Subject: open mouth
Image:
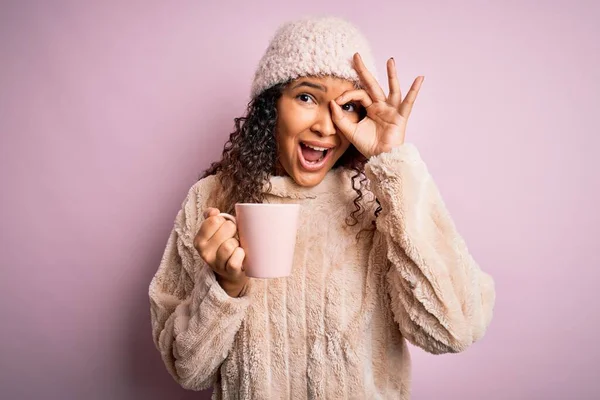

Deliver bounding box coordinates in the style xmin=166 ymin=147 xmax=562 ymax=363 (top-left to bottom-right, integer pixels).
xmin=298 ymin=142 xmax=335 ymax=172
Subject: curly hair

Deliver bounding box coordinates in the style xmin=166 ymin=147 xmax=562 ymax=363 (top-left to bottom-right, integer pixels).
xmin=201 ymin=82 xmax=381 ymax=226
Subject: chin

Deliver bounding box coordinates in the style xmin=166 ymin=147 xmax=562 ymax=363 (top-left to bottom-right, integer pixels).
xmin=291 ymin=170 xmax=328 ymax=187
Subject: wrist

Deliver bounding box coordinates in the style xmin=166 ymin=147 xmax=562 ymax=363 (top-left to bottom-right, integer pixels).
xmin=217 ymin=275 xmax=248 ymax=298
xmin=370 ymin=142 xmax=405 ymax=158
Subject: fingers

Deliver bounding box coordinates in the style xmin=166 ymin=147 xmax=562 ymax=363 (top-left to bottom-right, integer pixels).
xmin=330 ymin=100 xmax=358 ymax=141
xmin=196 ymin=208 xmax=222 ymax=245
xmin=207 ymin=220 xmax=237 ymax=254
xmin=386 ymin=58 xmax=402 ymax=108
xmin=225 ymin=247 xmax=246 ymax=276
xmin=195 ymin=218 xmax=237 ymax=265
xmin=335 ymin=89 xmax=373 ymax=110
xmin=196 ymin=214 xmax=227 ymax=246
xmin=398 ymin=76 xmax=424 ymax=119
xmin=203 ymin=207 xmax=220 ymax=219
xmin=353 ymin=53 xmax=386 ymax=102
xmin=331 ymin=89 xmax=373 ymax=139
xmin=216 ymin=237 xmax=241 ymax=271
xmin=195 ymin=207 xmax=246 ymax=288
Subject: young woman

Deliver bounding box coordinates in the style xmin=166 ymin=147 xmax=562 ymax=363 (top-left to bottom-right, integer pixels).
xmin=149 ymin=16 xmax=495 ymax=399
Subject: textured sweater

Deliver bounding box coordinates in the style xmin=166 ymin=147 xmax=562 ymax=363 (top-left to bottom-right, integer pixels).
xmin=149 ymin=144 xmax=496 ymax=399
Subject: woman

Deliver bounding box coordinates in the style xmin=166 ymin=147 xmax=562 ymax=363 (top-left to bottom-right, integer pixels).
xmin=149 ymin=16 xmax=495 ymax=399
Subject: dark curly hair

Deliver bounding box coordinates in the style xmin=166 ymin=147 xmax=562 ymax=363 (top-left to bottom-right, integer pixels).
xmin=202 ymin=81 xmax=381 ymax=226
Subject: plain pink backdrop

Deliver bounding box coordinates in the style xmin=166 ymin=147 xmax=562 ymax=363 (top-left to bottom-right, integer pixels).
xmin=1 ymin=1 xmax=598 ymax=399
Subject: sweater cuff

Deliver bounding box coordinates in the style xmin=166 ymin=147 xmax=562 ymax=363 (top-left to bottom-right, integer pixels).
xmin=200 ymin=272 xmax=251 ymax=317
xmin=364 ymin=143 xmax=432 ymax=212
xmin=367 ymin=143 xmax=423 ymax=169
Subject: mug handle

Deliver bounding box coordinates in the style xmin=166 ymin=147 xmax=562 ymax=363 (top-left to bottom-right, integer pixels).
xmin=218 ymin=212 xmax=237 ymax=224
xmin=218 ymin=213 xmax=240 ymax=241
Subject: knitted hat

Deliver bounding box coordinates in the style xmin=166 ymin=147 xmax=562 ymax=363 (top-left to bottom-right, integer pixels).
xmin=250 ymin=16 xmax=377 ymax=98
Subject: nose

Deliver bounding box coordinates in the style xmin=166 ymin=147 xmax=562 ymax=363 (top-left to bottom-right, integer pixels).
xmin=310 ymin=108 xmax=337 ymax=137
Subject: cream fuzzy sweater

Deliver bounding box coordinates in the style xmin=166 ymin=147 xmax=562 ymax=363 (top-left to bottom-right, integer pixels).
xmin=149 ymin=144 xmax=495 ymax=399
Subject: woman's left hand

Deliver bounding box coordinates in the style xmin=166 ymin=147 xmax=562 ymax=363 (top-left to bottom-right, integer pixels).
xmin=330 ymin=53 xmax=424 ymax=159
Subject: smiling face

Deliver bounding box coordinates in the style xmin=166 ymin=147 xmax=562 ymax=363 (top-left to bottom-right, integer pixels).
xmin=275 ymin=76 xmax=361 ymax=187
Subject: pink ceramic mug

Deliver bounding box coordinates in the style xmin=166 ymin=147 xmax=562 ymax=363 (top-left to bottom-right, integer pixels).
xmin=218 ymin=203 xmax=300 ymax=279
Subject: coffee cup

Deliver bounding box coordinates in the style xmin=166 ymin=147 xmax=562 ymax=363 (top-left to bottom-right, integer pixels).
xmin=218 ymin=203 xmax=300 ymax=279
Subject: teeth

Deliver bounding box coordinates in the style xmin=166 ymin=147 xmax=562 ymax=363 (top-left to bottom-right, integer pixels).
xmin=304 ymin=143 xmax=328 ymax=151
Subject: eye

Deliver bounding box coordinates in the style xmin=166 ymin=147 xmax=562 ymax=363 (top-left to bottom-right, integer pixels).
xmin=342 ymin=102 xmax=358 ymax=112
xmin=296 ymin=93 xmax=315 ymax=104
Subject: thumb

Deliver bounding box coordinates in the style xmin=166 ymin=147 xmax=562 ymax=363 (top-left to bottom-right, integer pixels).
xmin=329 ymin=100 xmax=356 ymax=141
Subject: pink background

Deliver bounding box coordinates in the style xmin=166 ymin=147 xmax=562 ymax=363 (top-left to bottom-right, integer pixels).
xmin=1 ymin=1 xmax=598 ymax=399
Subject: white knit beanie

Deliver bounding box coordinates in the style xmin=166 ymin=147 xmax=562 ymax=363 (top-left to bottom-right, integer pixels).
xmin=250 ymin=16 xmax=377 ymax=98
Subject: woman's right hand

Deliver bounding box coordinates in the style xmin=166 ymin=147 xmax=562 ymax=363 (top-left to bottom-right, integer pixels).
xmin=194 ymin=208 xmax=248 ymax=297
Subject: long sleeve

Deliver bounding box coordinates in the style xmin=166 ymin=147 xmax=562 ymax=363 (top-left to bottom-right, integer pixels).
xmin=149 ymin=178 xmax=251 ymax=390
xmin=365 ymin=144 xmax=495 ymax=355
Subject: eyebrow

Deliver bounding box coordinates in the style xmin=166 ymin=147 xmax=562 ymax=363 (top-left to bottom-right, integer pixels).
xmin=290 ymin=81 xmax=328 ymax=92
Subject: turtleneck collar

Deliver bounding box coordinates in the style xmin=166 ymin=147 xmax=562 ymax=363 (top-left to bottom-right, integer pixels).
xmin=264 ymin=167 xmax=353 ymax=199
